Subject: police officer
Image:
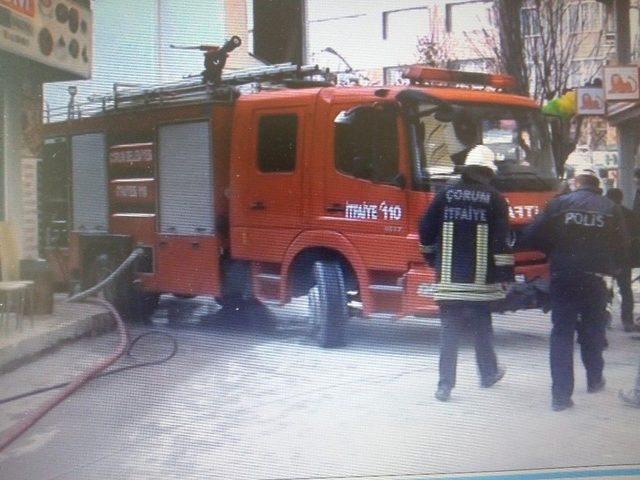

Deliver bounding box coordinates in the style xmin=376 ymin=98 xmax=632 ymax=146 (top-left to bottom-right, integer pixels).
xmin=420 ymin=145 xmax=514 ymax=402
xmin=605 ymin=188 xmax=639 ymax=332
xmin=524 ymin=169 xmax=629 ymax=411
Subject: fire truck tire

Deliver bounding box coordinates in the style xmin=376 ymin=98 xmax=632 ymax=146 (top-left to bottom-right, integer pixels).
xmin=90 ymin=254 xmax=157 ymax=323
xmin=134 ymin=293 xmax=161 ymax=322
xmin=90 ymin=254 xmax=131 ymax=314
xmin=308 ymin=260 xmax=348 ymax=348
xmin=218 ymin=260 xmax=254 ymax=308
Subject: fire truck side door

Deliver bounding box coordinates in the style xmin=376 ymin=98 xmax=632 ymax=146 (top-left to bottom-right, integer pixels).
xmin=230 ymin=105 xmax=307 ymax=259
xmin=156 ymin=120 xmax=220 ymax=295
xmin=320 ymin=103 xmax=408 ymax=239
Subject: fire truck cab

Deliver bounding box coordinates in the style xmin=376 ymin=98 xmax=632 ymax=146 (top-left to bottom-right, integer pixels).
xmin=42 ymin=61 xmax=557 ymax=347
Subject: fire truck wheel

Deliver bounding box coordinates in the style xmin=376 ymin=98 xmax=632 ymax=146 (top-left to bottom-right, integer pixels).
xmin=308 ymin=260 xmax=348 ymax=348
xmin=218 ymin=260 xmax=254 ymax=309
xmin=133 ymin=293 xmax=161 ymax=323
xmin=90 ymin=254 xmax=158 ymax=323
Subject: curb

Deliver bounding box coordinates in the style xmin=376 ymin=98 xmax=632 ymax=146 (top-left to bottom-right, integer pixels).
xmin=0 ymin=311 xmax=114 ymax=375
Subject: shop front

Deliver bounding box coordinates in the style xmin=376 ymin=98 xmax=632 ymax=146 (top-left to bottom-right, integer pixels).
xmin=0 ymin=0 xmax=92 ymax=270
xmin=604 ymin=65 xmax=640 ymax=207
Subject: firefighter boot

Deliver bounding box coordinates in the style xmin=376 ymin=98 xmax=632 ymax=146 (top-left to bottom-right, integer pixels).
xmin=480 ymin=367 xmax=506 ymax=388
xmin=435 ymin=384 xmax=452 ymax=402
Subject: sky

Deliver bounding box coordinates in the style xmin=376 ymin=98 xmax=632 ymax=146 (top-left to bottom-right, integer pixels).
xmin=44 ymin=0 xmax=225 ymax=116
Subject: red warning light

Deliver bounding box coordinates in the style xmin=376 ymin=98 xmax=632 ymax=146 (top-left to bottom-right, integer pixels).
xmin=403 ymin=66 xmax=518 ymax=92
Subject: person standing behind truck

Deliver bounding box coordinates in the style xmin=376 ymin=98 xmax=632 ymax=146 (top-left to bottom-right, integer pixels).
xmin=523 ymin=169 xmax=629 ymax=411
xmin=419 ymin=145 xmax=514 ymax=402
xmin=605 ymin=188 xmax=640 ymax=332
xmin=633 ymin=168 xmax=640 ymax=220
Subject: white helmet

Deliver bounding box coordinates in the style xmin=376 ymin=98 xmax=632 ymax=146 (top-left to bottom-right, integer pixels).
xmin=575 ymin=168 xmax=598 ymax=179
xmin=465 ymin=145 xmax=497 ymax=172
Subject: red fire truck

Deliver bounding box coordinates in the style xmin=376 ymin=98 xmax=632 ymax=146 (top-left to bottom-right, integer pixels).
xmin=42 ymin=40 xmax=556 ymax=347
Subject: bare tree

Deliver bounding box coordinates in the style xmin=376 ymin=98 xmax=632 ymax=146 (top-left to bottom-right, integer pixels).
xmin=415 ymin=1 xmax=613 ymax=175
xmin=416 ymin=6 xmax=454 ymax=68
xmin=485 ymin=0 xmax=612 ymax=174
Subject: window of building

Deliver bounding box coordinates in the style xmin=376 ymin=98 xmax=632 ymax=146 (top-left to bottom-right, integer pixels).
xmin=565 ymin=1 xmax=605 ymax=34
xmin=521 ymin=7 xmax=541 ymax=37
xmin=569 ymin=58 xmax=604 ymax=88
xmin=581 ymin=1 xmax=603 ymax=31
xmin=382 ymin=7 xmax=430 ymax=43
xmin=446 ymin=1 xmax=492 ymax=34
xmin=258 ymin=114 xmax=298 ymax=173
xmin=335 ymin=105 xmax=399 ymax=183
xmin=253 ymin=1 xmax=303 ymax=65
xmin=451 ymin=58 xmax=496 ymax=73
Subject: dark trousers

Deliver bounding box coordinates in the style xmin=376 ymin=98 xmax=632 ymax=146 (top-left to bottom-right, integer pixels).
xmin=615 ymin=267 xmax=634 ymax=327
xmin=549 ymin=274 xmax=608 ymax=401
xmin=438 ymin=302 xmax=498 ymax=388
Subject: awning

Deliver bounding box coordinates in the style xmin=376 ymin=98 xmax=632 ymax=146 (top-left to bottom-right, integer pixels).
xmin=607 ymin=100 xmax=640 ymax=125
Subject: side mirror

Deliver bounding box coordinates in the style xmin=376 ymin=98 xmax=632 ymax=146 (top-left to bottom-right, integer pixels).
xmin=392 ymin=173 xmax=407 ymax=189
xmin=334 ymin=108 xmax=357 ymax=125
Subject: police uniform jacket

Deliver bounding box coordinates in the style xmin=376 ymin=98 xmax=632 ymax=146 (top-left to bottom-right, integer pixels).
xmin=523 ymin=186 xmax=629 ymax=276
xmin=419 ymin=180 xmax=514 ymax=302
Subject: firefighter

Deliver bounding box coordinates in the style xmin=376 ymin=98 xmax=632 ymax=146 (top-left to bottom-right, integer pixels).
xmin=419 ymin=144 xmax=514 ymax=402
xmin=524 ymin=168 xmax=629 ymax=411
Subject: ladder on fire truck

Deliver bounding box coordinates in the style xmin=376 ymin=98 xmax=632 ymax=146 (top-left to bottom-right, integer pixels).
xmin=46 ymin=62 xmax=329 ymax=123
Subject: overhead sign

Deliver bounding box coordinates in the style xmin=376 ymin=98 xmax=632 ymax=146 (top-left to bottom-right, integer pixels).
xmin=0 ymin=0 xmax=92 ymax=78
xmin=577 ymin=87 xmax=605 ymax=115
xmin=603 ymin=66 xmax=639 ymax=101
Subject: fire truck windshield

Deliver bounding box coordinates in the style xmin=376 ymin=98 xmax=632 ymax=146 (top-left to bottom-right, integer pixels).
xmin=410 ymin=103 xmax=558 ymax=192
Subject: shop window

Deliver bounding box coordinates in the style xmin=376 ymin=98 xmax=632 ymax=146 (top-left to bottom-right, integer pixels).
xmin=258 ymin=114 xmax=298 ymax=173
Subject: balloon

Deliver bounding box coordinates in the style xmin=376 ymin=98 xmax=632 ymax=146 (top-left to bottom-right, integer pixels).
xmin=542 ymin=91 xmax=576 ymax=119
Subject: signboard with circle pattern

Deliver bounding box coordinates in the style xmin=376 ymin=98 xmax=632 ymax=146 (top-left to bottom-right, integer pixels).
xmin=0 ymin=0 xmax=92 ymax=78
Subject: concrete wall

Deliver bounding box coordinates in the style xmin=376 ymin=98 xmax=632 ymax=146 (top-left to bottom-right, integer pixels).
xmin=0 ymin=72 xmax=25 ymax=257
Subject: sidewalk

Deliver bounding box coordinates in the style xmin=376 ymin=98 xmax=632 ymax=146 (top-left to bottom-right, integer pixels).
xmin=0 ymin=294 xmax=114 ymax=374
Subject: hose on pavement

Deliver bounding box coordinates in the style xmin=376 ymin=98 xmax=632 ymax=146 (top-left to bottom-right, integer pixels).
xmin=0 ymin=248 xmax=177 ymax=453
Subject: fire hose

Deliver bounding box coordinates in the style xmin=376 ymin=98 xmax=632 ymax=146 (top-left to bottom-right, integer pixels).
xmin=0 ymin=248 xmax=178 ymax=453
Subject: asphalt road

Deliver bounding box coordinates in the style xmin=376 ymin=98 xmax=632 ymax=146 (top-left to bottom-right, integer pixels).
xmin=0 ymin=295 xmax=639 ymax=479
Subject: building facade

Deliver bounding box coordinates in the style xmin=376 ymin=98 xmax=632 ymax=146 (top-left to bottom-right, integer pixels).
xmin=1 ymin=0 xmax=93 ymax=262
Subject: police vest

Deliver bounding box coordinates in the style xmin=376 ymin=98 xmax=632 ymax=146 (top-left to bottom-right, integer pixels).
xmin=523 ymin=187 xmax=628 ymax=276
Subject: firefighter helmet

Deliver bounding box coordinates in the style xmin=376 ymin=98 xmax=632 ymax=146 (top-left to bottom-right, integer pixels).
xmin=575 ymin=168 xmax=598 ymax=180
xmin=465 ymin=145 xmax=497 ymax=172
